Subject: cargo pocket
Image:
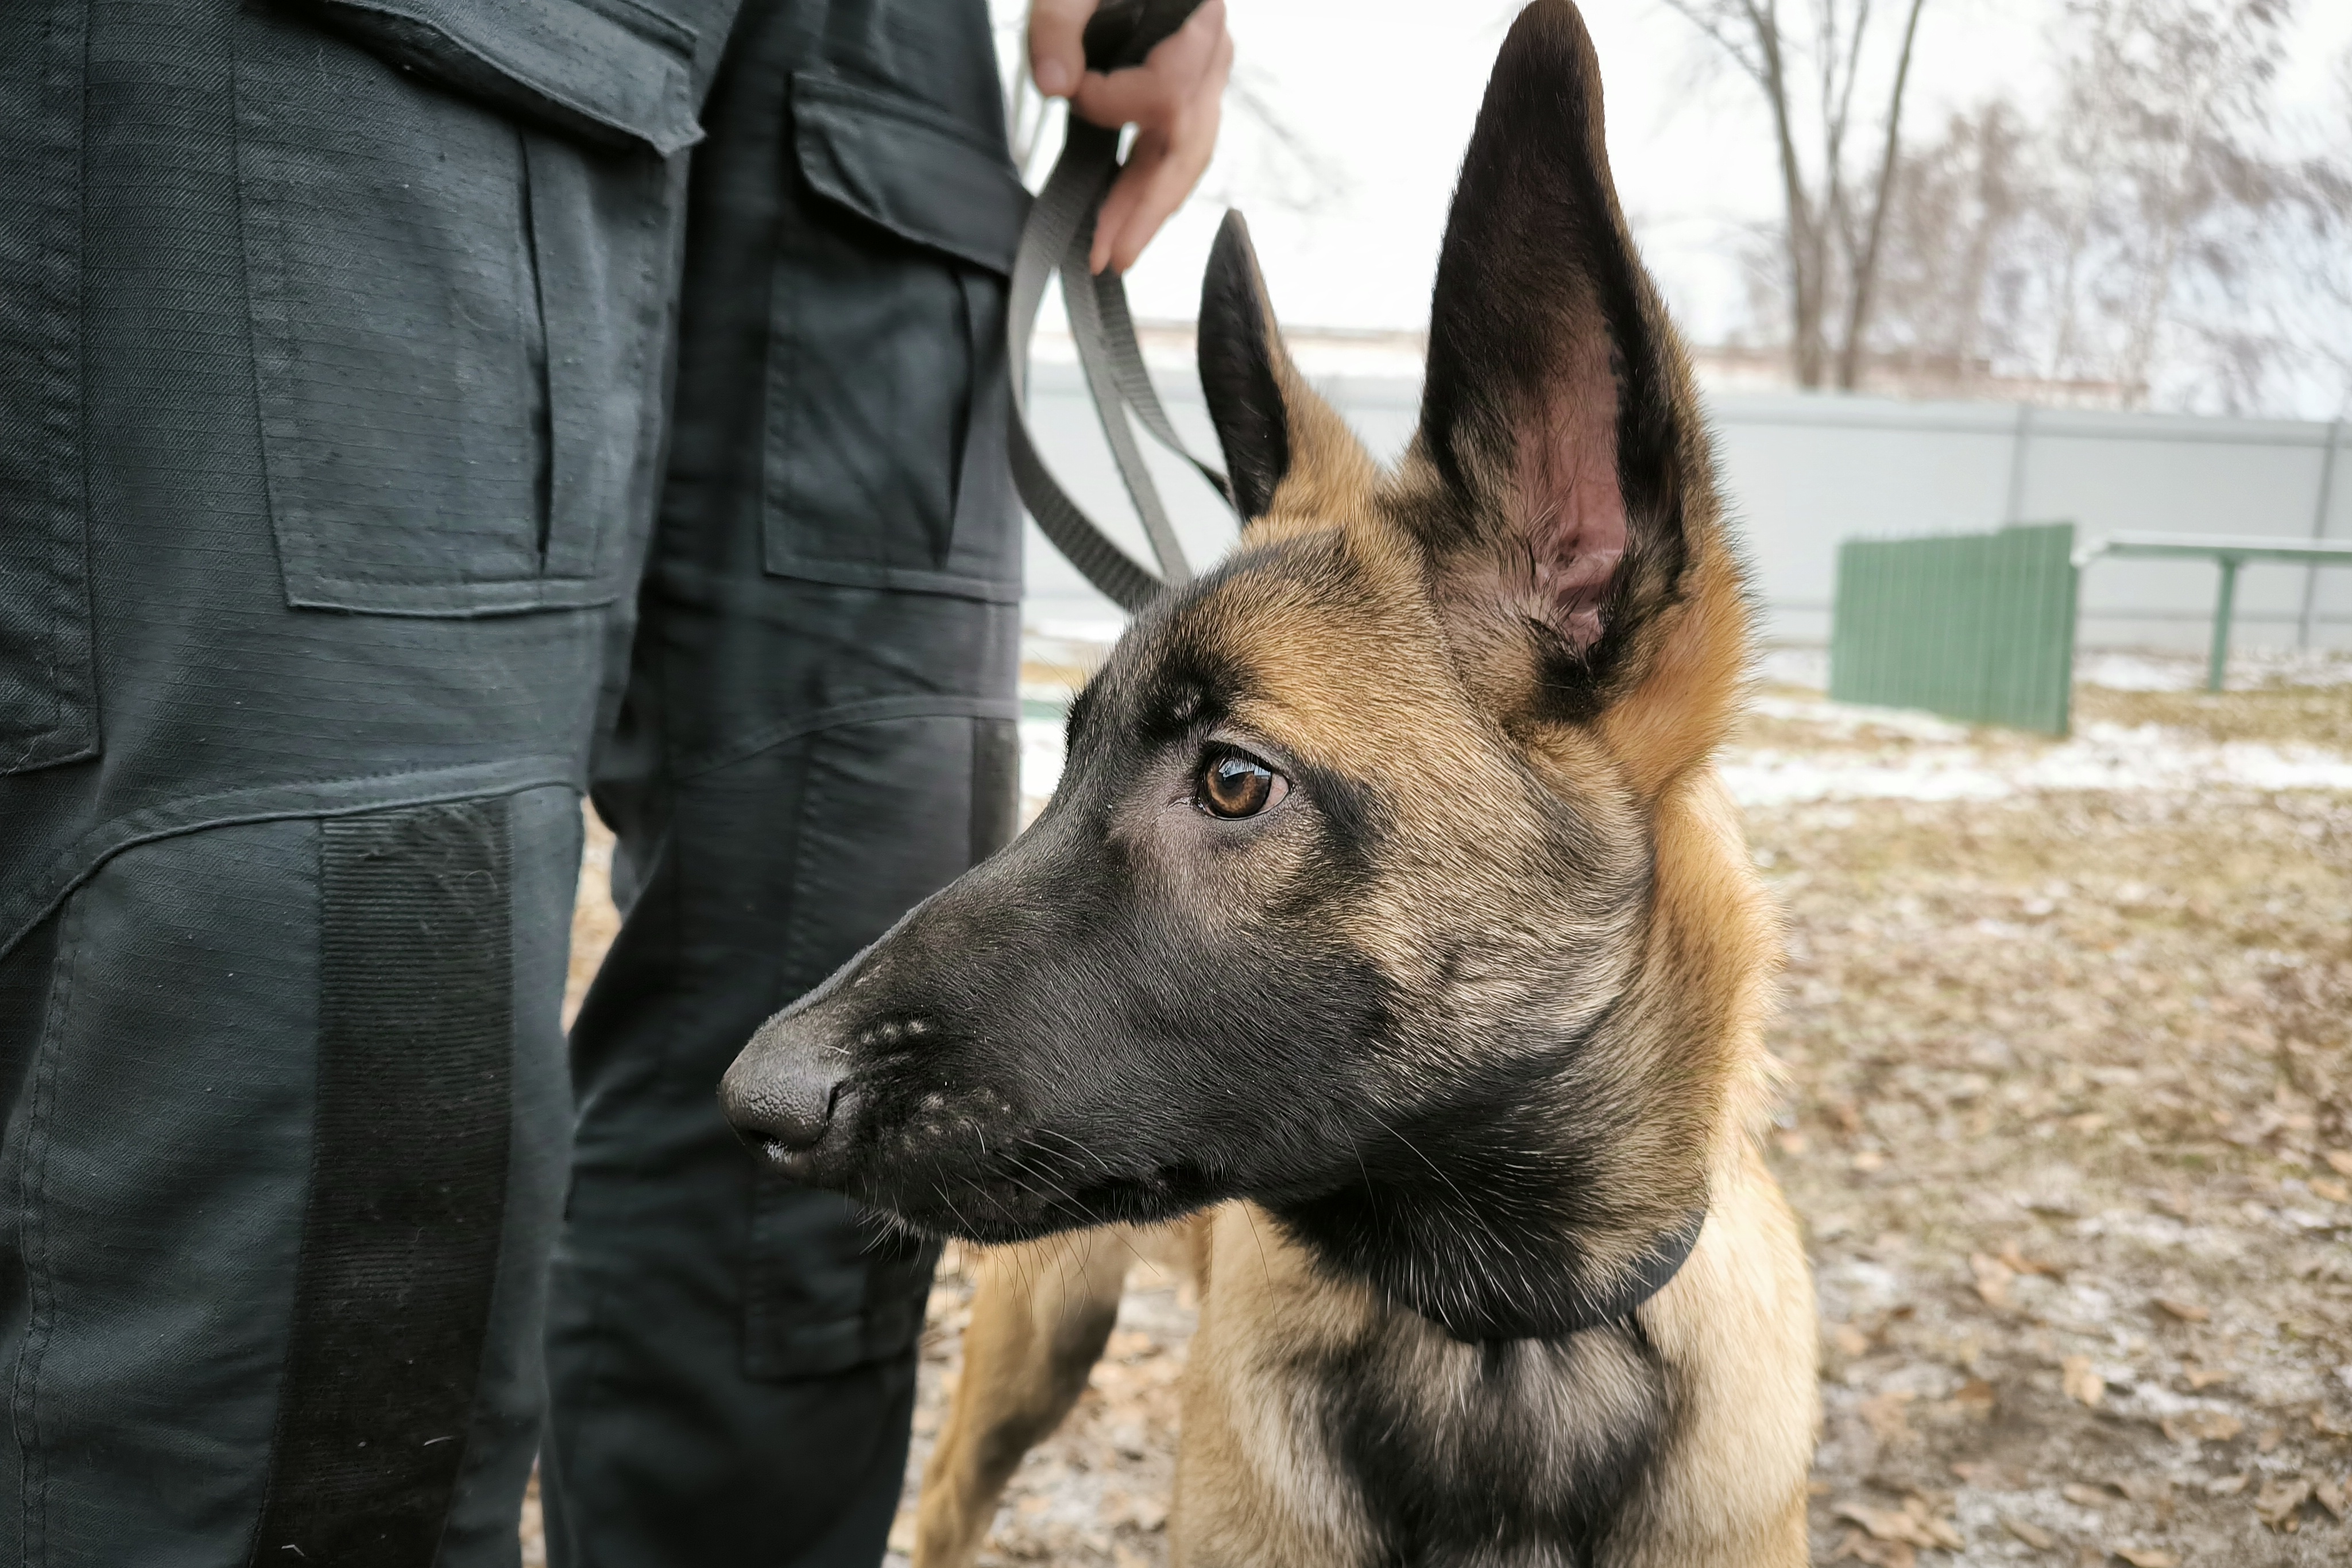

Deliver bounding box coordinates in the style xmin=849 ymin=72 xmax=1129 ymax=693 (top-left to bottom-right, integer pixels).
xmin=743 ymin=709 xmax=1018 ymax=1378
xmin=231 ymin=2 xmax=695 ymax=617
xmin=0 ymin=5 xmax=98 ymax=776
xmin=764 ymin=73 xmax=1029 ymax=604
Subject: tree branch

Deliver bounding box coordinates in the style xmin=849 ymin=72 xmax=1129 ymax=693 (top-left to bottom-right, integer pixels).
xmin=1659 ymin=0 xmax=1768 ymax=86
xmin=1836 ymin=0 xmax=1928 ymax=388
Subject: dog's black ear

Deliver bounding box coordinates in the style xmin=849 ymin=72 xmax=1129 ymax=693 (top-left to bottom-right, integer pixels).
xmin=1198 ymin=212 xmax=1289 ymax=520
xmin=1401 ymin=0 xmax=1696 ymax=713
xmin=1198 ymin=210 xmax=1374 ymax=524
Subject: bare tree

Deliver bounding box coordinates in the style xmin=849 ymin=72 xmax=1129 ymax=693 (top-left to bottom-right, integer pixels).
xmin=1860 ymin=100 xmax=2034 ymax=393
xmin=1659 ymin=0 xmax=1931 ymax=388
xmin=1854 ymin=0 xmax=2351 ymax=416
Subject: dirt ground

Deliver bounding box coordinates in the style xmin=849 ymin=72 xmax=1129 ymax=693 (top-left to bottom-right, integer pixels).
xmin=538 ymin=651 xmax=2352 ymax=1568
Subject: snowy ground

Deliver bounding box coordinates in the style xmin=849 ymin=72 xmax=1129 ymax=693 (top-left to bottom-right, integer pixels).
xmin=551 ymin=643 xmax=2352 ymax=1568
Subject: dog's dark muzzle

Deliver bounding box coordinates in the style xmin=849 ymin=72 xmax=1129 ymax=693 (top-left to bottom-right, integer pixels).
xmin=720 ymin=1007 xmax=864 ymax=1183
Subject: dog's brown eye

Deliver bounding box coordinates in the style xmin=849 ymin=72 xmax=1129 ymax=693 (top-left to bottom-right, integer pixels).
xmin=1197 ymin=752 xmax=1287 ymax=818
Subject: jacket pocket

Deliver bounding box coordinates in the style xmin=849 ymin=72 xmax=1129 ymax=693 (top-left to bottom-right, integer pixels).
xmin=0 ymin=3 xmax=98 ymax=775
xmin=233 ymin=5 xmax=687 ymax=617
xmin=763 ymin=73 xmax=1029 ymax=604
xmin=279 ymin=0 xmax=705 ymax=157
xmin=742 ymin=709 xmax=1015 ymax=1377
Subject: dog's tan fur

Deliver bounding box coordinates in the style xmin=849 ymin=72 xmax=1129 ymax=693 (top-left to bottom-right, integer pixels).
xmin=910 ymin=3 xmax=1817 ymax=1555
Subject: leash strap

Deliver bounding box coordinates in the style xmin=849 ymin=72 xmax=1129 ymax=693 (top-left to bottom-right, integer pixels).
xmin=1006 ymin=0 xmax=1233 ymax=613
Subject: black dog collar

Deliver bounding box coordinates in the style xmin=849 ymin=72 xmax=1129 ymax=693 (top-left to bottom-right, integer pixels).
xmin=1539 ymin=1209 xmax=1708 ymax=1339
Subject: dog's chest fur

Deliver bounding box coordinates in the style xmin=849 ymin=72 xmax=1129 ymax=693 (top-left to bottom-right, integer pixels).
xmin=1175 ymin=1207 xmax=1673 ymax=1568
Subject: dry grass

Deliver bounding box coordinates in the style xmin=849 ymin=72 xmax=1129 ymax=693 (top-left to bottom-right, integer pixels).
xmin=1760 ymin=780 xmax=2352 ymax=1566
xmin=548 ymin=663 xmax=2352 ymax=1567
xmin=2075 ymin=683 xmax=2352 ymax=752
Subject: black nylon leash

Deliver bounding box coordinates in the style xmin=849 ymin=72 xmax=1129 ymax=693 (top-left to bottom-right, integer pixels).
xmin=1008 ymin=0 xmax=1233 ymax=613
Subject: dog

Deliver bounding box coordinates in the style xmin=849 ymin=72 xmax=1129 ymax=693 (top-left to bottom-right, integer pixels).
xmin=721 ymin=3 xmax=1819 ymax=1561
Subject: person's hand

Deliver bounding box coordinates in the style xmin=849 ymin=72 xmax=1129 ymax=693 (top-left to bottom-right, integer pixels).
xmin=1028 ymin=0 xmax=1233 ymax=274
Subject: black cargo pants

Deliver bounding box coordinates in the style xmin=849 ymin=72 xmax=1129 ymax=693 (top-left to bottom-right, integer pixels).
xmin=0 ymin=1 xmax=1022 ymax=1563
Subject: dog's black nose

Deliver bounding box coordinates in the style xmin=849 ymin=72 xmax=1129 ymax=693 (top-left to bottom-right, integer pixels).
xmin=720 ymin=1013 xmax=853 ymax=1162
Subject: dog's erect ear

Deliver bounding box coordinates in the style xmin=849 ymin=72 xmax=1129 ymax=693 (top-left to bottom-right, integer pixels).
xmin=1398 ymin=0 xmax=1699 ymax=719
xmin=1197 ymin=212 xmax=1289 ymax=520
xmin=1198 ymin=210 xmax=1375 ymax=524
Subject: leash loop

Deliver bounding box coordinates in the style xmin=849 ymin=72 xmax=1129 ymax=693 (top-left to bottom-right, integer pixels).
xmin=1005 ymin=0 xmax=1234 ymax=613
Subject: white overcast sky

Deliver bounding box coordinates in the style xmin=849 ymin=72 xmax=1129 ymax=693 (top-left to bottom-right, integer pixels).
xmin=999 ymin=0 xmax=2352 ymax=350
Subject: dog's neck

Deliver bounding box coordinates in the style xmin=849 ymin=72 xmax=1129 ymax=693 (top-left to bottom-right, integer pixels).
xmin=1269 ymin=1029 xmax=1713 ymax=1342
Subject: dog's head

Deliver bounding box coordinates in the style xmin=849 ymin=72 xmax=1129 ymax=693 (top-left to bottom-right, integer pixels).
xmin=722 ymin=0 xmax=1770 ymax=1339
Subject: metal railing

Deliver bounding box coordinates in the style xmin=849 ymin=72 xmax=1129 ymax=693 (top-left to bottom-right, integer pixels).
xmin=2073 ymin=532 xmax=2352 ymax=690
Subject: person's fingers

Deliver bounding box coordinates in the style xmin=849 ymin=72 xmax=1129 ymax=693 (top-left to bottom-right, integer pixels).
xmin=1027 ymin=0 xmax=1095 ymax=99
xmin=1098 ymin=123 xmax=1206 ymax=273
xmin=1093 ymin=28 xmax=1230 ymax=271
xmin=1069 ymin=0 xmax=1225 ymax=129
xmin=1088 ymin=127 xmax=1165 ymax=274
xmin=1088 ymin=29 xmax=1228 ymax=273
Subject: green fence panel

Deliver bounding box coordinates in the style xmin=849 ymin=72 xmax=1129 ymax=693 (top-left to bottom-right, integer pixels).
xmin=1828 ymin=522 xmax=2076 ymax=735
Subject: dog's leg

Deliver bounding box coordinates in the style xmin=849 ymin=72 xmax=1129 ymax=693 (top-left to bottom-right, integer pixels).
xmin=914 ymin=1228 xmax=1135 ymax=1567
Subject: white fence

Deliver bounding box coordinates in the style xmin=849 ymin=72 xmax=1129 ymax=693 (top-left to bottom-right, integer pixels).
xmin=1018 ymin=361 xmax=2352 ymax=653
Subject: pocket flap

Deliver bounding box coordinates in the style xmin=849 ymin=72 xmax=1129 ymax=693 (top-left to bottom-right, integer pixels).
xmin=297 ymin=0 xmax=703 ymax=156
xmin=791 ymin=73 xmax=1030 ymax=276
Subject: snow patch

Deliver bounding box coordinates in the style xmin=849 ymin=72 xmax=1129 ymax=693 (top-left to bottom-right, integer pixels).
xmin=1757 ymin=647 xmax=1831 ymax=690
xmin=1723 ymin=720 xmax=2352 ymax=804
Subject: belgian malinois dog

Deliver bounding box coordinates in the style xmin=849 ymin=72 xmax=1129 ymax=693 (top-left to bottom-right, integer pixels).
xmin=722 ymin=3 xmax=1819 ymax=1561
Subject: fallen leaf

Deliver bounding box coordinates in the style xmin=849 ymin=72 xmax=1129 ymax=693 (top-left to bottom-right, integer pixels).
xmin=2001 ymin=1241 xmax=2062 ymax=1277
xmin=1953 ymin=1377 xmax=1998 ymax=1414
xmin=2314 ymin=1474 xmax=2347 ymax=1521
xmin=1837 ymin=1500 xmax=1941 ymax=1549
xmin=2326 ymin=1149 xmax=2352 ymax=1178
xmin=1112 ymin=1547 xmax=1150 ymax=1568
xmin=2312 ymin=1178 xmax=2350 ymax=1204
xmin=1830 ymin=1102 xmax=1863 ymax=1135
xmin=1906 ymin=1496 xmax=1965 ymax=1550
xmin=1832 ymin=1322 xmax=1873 ymax=1358
xmin=2183 ymin=1364 xmax=2232 ymax=1391
xmin=1858 ymin=1389 xmax=1916 ymax=1443
xmin=1971 ymin=1252 xmax=2016 ymax=1309
xmin=1953 ymin=1460 xmax=2028 ymax=1488
xmin=2161 ymin=1410 xmax=2242 ymax=1442
xmin=2067 ymin=1112 xmax=2110 ymax=1136
xmin=2258 ymin=1426 xmax=2284 ymax=1453
xmin=1100 ymin=1489 xmax=1168 ymax=1532
xmin=2116 ymin=1476 xmax=2177 ymax=1524
xmin=2063 ymin=1482 xmax=2113 ymax=1507
xmin=2206 ymin=1473 xmax=2250 ymax=1496
xmin=2003 ymin=1515 xmax=2056 ymax=1548
xmin=2311 ymin=1408 xmax=2352 ymax=1438
xmin=2255 ymin=1476 xmax=2312 ymax=1529
xmin=1852 ymin=1148 xmax=1888 ymax=1173
xmin=2063 ymin=1355 xmax=2106 ymax=1407
xmin=2114 ymin=1549 xmax=2179 ymax=1567
xmin=2153 ymin=1298 xmax=2209 ymax=1323
xmin=1829 ymin=1526 xmax=1916 ymax=1567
